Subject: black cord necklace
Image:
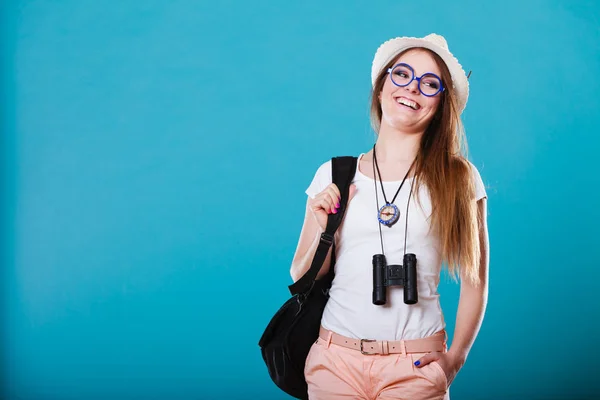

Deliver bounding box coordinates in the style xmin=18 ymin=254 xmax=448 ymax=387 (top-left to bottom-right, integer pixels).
xmin=372 ymin=143 xmax=417 ymax=227
xmin=373 ymin=152 xmax=416 ymax=256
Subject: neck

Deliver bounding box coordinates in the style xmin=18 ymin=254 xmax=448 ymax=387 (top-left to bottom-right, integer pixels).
xmin=374 ymin=122 xmax=423 ymax=163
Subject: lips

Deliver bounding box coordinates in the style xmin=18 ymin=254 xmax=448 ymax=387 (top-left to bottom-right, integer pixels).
xmin=394 ymin=96 xmax=420 ymax=110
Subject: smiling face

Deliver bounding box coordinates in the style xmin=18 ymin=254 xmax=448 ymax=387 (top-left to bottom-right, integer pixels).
xmin=378 ymin=48 xmax=444 ymax=134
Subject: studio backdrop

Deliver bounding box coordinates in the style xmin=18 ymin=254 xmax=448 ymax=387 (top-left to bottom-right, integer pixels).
xmin=2 ymin=1 xmax=599 ymax=399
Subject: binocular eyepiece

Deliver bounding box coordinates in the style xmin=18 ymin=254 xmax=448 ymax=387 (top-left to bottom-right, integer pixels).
xmin=372 ymin=253 xmax=418 ymax=305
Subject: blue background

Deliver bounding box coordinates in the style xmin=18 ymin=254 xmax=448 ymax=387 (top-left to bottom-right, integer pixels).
xmin=2 ymin=0 xmax=599 ymax=399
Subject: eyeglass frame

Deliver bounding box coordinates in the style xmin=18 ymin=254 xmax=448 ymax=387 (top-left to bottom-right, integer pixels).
xmin=386 ymin=63 xmax=445 ymax=97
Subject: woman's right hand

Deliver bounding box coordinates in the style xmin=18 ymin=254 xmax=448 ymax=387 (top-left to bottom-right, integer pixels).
xmin=308 ymin=183 xmax=357 ymax=231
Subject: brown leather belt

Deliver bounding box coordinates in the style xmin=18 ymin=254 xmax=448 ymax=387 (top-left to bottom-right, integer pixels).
xmin=319 ymin=326 xmax=446 ymax=355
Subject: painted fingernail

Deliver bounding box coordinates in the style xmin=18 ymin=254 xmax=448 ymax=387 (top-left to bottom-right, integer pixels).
xmin=333 ymin=209 xmax=337 ymax=214
xmin=414 ymin=361 xmax=420 ymax=366
xmin=336 ymin=203 xmax=340 ymax=208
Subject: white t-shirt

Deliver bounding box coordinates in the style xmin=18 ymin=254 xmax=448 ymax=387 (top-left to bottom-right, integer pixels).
xmin=305 ymin=153 xmax=487 ymax=341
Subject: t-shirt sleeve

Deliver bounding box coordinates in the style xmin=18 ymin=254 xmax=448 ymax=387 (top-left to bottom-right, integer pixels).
xmin=305 ymin=160 xmax=333 ymax=199
xmin=469 ymin=161 xmax=487 ymax=201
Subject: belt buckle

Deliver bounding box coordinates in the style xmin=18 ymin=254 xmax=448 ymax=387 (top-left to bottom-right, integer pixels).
xmin=360 ymin=339 xmax=377 ymax=355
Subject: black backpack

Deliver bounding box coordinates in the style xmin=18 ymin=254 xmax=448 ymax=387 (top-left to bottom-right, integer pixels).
xmin=258 ymin=156 xmax=357 ymax=399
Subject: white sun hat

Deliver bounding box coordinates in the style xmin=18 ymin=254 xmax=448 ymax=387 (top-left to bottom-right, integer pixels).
xmin=371 ymin=33 xmax=470 ymax=113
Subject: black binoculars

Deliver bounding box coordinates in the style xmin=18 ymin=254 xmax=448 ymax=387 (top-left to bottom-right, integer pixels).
xmin=372 ymin=253 xmax=418 ymax=305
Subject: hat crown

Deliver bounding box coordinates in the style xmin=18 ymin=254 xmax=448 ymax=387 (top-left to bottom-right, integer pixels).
xmin=423 ymin=33 xmax=448 ymax=50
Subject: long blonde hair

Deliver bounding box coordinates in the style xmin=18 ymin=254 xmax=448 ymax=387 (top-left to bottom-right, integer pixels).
xmin=370 ymin=48 xmax=481 ymax=285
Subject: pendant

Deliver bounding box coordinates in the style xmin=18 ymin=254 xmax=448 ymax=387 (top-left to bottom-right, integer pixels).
xmin=378 ymin=203 xmax=400 ymax=227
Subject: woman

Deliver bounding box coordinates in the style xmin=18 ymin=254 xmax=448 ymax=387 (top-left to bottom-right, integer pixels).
xmin=290 ymin=34 xmax=489 ymax=400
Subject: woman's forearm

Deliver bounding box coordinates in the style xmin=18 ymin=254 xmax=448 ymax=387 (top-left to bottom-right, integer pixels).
xmin=290 ymin=230 xmax=333 ymax=282
xmin=448 ymin=281 xmax=488 ymax=364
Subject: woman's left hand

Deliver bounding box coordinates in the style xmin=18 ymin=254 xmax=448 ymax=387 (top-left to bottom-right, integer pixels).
xmin=414 ymin=352 xmax=464 ymax=386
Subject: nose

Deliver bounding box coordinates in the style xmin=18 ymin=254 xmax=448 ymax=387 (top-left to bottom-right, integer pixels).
xmin=405 ymin=78 xmax=419 ymax=94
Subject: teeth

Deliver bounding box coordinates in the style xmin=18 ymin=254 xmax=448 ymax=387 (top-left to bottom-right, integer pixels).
xmin=396 ymin=97 xmax=418 ymax=110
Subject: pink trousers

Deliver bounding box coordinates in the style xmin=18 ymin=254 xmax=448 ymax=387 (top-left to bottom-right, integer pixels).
xmin=304 ymin=327 xmax=450 ymax=400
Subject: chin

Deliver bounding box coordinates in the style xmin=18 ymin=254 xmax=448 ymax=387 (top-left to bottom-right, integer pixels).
xmin=384 ymin=116 xmax=429 ymax=133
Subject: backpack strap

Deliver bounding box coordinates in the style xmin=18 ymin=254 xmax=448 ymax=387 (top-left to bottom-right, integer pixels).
xmin=288 ymin=156 xmax=358 ymax=296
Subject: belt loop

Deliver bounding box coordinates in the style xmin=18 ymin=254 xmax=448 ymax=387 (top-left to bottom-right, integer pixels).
xmin=325 ymin=331 xmax=332 ymax=349
xmin=400 ymin=340 xmax=407 ymax=358
xmin=443 ymin=330 xmax=448 ymax=352
xmin=382 ymin=340 xmax=389 ymax=355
